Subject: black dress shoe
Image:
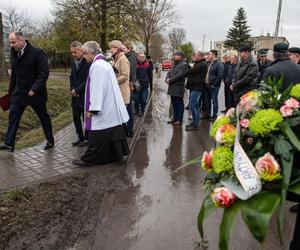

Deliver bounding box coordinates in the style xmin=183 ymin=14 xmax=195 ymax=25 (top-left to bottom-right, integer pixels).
xmin=72 ymin=159 xmax=91 ymax=167
xmin=167 ymin=120 xmax=175 ymax=124
xmin=72 ymin=139 xmax=83 ymax=146
xmin=78 ymin=140 xmax=88 ymax=147
xmin=0 ymin=144 xmax=14 ymax=152
xmin=44 ymin=141 xmax=54 ymax=150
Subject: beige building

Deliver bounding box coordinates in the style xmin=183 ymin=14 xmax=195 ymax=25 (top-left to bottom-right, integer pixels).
xmin=213 ymin=35 xmax=289 ymax=60
xmin=249 ymin=35 xmax=289 ymax=56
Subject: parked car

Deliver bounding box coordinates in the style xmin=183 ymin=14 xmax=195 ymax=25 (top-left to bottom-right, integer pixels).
xmin=161 ymin=59 xmax=173 ymax=71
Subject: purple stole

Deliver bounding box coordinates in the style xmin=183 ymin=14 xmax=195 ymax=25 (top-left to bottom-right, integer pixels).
xmin=85 ymin=54 xmax=107 ymax=130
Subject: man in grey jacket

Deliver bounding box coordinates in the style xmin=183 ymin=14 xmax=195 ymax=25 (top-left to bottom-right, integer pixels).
xmin=166 ymin=51 xmax=188 ymax=126
xmin=230 ymin=44 xmax=258 ymax=106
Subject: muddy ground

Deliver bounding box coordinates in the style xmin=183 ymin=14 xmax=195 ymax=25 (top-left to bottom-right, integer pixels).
xmin=0 ymin=164 xmax=128 ymax=250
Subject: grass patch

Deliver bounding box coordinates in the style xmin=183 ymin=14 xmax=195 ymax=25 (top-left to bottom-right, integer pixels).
xmin=50 ymin=67 xmax=71 ymax=73
xmin=4 ymin=188 xmax=31 ymax=202
xmin=0 ymin=79 xmax=72 ymax=148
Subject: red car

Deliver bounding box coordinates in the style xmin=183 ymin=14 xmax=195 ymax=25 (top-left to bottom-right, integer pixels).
xmin=161 ymin=59 xmax=173 ymax=70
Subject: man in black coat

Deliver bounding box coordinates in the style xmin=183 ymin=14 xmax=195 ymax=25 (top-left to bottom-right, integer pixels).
xmin=224 ymin=55 xmax=238 ymax=110
xmin=0 ymin=32 xmax=53 ymax=152
xmin=185 ymin=51 xmax=208 ymax=130
xmin=263 ymin=43 xmax=300 ymax=92
xmin=257 ymin=48 xmax=272 ymax=84
xmin=69 ymin=41 xmax=90 ymax=146
xmin=230 ymin=44 xmax=258 ymax=106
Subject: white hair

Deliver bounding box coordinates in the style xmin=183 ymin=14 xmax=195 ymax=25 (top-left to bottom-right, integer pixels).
xmin=82 ymin=41 xmax=102 ymax=54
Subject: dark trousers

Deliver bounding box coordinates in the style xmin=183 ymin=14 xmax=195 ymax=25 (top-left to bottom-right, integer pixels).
xmin=149 ymin=76 xmax=153 ymax=92
xmin=224 ymin=83 xmax=234 ymax=110
xmin=205 ymin=85 xmax=220 ymax=118
xmin=5 ymin=103 xmax=54 ymax=147
xmin=134 ymin=86 xmax=148 ymax=114
xmin=171 ymin=96 xmax=184 ymax=122
xmin=126 ymin=100 xmax=134 ymax=136
xmin=72 ymin=106 xmax=86 ymax=141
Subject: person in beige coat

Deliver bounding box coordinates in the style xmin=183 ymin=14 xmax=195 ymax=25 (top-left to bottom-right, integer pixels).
xmin=109 ymin=40 xmax=134 ymax=137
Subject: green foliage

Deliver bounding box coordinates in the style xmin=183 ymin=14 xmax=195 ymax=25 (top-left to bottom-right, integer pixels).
xmin=219 ymin=201 xmax=241 ymax=250
xmin=241 ymin=192 xmax=280 ymax=244
xmin=224 ymin=7 xmax=252 ymax=50
xmin=289 ymin=182 xmax=300 ymax=195
xmin=178 ymin=42 xmax=194 ymax=63
xmin=4 ymin=188 xmax=31 ymax=202
xmin=198 ymin=195 xmax=216 ymax=239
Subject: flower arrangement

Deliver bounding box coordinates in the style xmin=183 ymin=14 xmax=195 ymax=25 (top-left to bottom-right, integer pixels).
xmin=198 ymin=80 xmax=300 ymax=249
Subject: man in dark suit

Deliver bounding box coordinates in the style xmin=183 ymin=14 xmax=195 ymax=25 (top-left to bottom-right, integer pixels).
xmin=69 ymin=41 xmax=90 ymax=146
xmin=0 ymin=32 xmax=54 ymax=152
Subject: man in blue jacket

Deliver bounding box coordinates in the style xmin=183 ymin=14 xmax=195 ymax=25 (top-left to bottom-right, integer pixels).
xmin=204 ymin=50 xmax=224 ymax=121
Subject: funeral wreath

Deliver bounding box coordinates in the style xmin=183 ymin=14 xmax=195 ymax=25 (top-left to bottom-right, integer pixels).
xmin=199 ymin=78 xmax=300 ymax=249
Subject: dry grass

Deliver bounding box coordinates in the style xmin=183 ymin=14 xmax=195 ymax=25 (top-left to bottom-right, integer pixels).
xmin=0 ymin=79 xmax=72 ymax=148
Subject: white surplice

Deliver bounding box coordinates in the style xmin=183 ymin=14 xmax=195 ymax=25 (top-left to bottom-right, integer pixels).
xmin=85 ymin=56 xmax=129 ymax=131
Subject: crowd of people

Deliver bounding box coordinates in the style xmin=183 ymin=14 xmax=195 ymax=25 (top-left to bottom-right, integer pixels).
xmin=1 ymin=31 xmax=300 ymax=249
xmin=165 ymin=43 xmax=300 ymax=133
xmin=0 ymin=32 xmax=155 ymax=167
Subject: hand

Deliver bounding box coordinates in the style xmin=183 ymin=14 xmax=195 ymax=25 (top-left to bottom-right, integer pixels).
xmin=165 ymin=78 xmax=170 ymax=84
xmin=86 ymin=112 xmax=93 ymax=118
xmin=28 ymin=90 xmax=36 ymax=96
xmin=230 ymin=85 xmax=234 ymax=91
xmin=71 ymin=89 xmax=78 ymax=97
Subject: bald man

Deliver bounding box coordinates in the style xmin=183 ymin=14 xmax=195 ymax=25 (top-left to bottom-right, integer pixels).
xmin=0 ymin=32 xmax=54 ymax=152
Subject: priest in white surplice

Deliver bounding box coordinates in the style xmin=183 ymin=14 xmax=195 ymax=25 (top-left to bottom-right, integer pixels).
xmin=72 ymin=41 xmax=130 ymax=167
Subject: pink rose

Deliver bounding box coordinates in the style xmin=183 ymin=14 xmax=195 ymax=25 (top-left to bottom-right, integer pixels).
xmin=255 ymin=153 xmax=282 ymax=182
xmin=280 ymin=105 xmax=294 ymax=117
xmin=215 ymin=124 xmax=236 ymax=146
xmin=201 ymin=150 xmax=213 ymax=172
xmin=211 ymin=187 xmax=235 ymax=208
xmin=240 ymin=119 xmax=250 ymax=128
xmin=285 ymin=98 xmax=300 ymax=109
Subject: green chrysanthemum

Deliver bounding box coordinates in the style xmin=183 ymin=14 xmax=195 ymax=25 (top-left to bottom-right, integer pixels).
xmin=212 ymin=146 xmax=233 ymax=174
xmin=290 ymin=84 xmax=300 ymax=99
xmin=210 ymin=116 xmax=231 ymax=138
xmin=249 ymin=109 xmax=283 ymax=136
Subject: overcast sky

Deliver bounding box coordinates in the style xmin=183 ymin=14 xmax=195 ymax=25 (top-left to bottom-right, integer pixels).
xmin=1 ymin=0 xmax=299 ymax=50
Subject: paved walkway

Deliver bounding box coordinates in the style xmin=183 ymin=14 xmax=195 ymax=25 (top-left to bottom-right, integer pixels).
xmin=0 ymin=105 xmax=148 ymax=192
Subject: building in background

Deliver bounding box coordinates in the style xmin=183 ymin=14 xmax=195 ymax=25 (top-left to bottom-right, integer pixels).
xmin=249 ymin=34 xmax=289 ymax=56
xmin=214 ymin=41 xmax=237 ymax=60
xmin=213 ymin=34 xmax=289 ymax=60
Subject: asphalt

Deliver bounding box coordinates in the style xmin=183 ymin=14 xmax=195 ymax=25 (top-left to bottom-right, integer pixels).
xmin=0 ymin=71 xmax=297 ymax=249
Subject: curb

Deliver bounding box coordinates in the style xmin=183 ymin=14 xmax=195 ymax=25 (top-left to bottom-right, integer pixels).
xmin=127 ymin=91 xmax=153 ymax=160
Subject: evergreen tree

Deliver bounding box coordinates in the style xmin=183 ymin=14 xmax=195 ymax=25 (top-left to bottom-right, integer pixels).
xmin=224 ymin=8 xmax=252 ymax=50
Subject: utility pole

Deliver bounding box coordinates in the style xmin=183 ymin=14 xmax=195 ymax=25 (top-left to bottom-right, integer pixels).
xmin=202 ymin=34 xmax=206 ymax=52
xmin=274 ymin=0 xmax=282 ymax=37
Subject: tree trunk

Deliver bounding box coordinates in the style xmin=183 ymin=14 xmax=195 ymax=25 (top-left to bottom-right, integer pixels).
xmin=100 ymin=0 xmax=108 ymax=52
xmin=145 ymin=39 xmax=150 ymax=56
